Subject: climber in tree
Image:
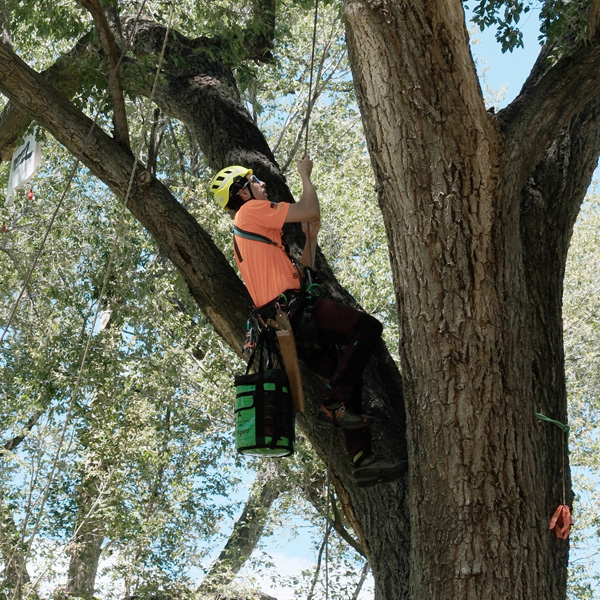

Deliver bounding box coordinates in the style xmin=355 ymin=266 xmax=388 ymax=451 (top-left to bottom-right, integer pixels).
xmin=210 ymin=156 xmax=406 ymax=486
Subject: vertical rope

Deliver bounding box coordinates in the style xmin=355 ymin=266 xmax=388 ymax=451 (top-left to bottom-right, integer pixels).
xmin=324 ymin=428 xmax=334 ymax=600
xmin=304 ymin=0 xmax=320 ymax=157
xmin=302 ymin=0 xmax=320 ymax=274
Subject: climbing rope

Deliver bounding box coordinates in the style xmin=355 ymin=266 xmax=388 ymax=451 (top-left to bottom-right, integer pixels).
xmin=302 ymin=0 xmax=320 ymax=279
xmin=304 ymin=0 xmax=320 ymax=157
xmin=305 ymin=6 xmax=332 ymax=583
xmin=306 ymin=428 xmax=334 ymax=600
xmin=2 ymin=4 xmax=176 ymax=593
xmin=323 ymin=428 xmax=334 ymax=600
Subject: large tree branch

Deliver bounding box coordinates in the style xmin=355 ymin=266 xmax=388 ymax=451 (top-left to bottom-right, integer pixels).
xmin=65 ymin=458 xmax=106 ymax=597
xmin=499 ymin=40 xmax=600 ymax=192
xmin=0 ymin=1 xmax=277 ymax=158
xmin=118 ymin=15 xmax=283 ymax=181
xmin=76 ymin=0 xmax=130 ymax=146
xmin=0 ymin=32 xmax=94 ymax=160
xmin=520 ymin=105 xmax=600 ymax=282
xmin=495 ymin=64 xmax=600 ymax=595
xmin=3 ymin=410 xmax=44 ymax=452
xmin=518 ymin=107 xmax=600 ymax=510
xmin=244 ymin=0 xmax=276 ymax=62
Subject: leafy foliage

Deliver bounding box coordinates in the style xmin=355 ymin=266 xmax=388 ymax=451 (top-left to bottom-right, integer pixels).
xmin=467 ymin=0 xmax=532 ymax=51
xmin=563 ymin=196 xmax=600 ymax=598
xmin=1 ymin=134 xmax=243 ymax=596
xmin=465 ymin=0 xmax=594 ymax=55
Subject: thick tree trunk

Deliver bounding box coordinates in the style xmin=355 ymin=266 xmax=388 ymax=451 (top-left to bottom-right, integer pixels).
xmin=344 ymin=1 xmax=600 ymax=599
xmin=64 ymin=410 xmax=110 ymax=596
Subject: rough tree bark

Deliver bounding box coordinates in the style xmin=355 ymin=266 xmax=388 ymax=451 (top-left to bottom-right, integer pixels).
xmin=343 ymin=0 xmax=600 ymax=598
xmin=76 ymin=0 xmax=130 ymax=147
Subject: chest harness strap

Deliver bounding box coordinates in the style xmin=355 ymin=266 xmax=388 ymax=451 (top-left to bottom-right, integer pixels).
xmin=233 ymin=224 xmax=294 ymax=266
xmin=232 ymin=225 xmax=281 ymax=264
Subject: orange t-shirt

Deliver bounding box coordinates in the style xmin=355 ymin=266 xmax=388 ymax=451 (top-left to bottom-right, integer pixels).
xmin=233 ymin=200 xmax=301 ymax=307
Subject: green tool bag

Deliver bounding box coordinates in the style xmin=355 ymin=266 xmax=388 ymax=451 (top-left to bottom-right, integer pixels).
xmin=234 ymin=329 xmax=295 ymax=457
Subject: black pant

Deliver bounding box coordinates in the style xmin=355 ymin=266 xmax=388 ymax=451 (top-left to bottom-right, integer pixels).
xmin=291 ymin=298 xmax=383 ymax=461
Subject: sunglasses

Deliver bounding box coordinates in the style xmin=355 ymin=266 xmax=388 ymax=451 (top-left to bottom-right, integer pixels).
xmin=236 ymin=174 xmax=260 ymax=194
xmin=244 ymin=174 xmax=261 ymax=187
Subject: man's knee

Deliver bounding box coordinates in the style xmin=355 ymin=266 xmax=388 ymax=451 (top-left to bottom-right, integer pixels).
xmin=356 ymin=312 xmax=383 ymax=340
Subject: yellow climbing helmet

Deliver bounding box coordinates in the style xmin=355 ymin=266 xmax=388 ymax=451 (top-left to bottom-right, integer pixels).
xmin=210 ymin=165 xmax=252 ymax=209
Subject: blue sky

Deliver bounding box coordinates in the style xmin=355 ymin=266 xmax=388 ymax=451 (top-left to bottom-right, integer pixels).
xmin=467 ymin=6 xmax=542 ymax=107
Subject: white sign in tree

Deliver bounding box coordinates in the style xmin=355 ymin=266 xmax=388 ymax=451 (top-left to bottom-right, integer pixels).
xmin=5 ymin=128 xmax=42 ymax=206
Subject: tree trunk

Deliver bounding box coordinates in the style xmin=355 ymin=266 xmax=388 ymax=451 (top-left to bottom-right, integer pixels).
xmin=343 ymin=1 xmax=600 ymax=598
xmin=65 ymin=466 xmax=105 ymax=599
xmin=64 ymin=421 xmax=109 ymax=596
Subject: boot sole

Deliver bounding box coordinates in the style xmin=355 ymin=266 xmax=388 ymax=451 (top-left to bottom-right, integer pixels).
xmin=353 ymin=463 xmax=407 ymax=487
xmin=316 ymin=415 xmax=375 ymax=430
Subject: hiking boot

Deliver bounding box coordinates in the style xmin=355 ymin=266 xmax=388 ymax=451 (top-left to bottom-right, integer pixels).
xmin=317 ymin=404 xmax=374 ymax=430
xmin=352 ymin=455 xmax=407 ymax=487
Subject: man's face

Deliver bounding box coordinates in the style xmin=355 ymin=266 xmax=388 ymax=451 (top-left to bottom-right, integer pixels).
xmin=238 ymin=174 xmax=268 ymax=202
